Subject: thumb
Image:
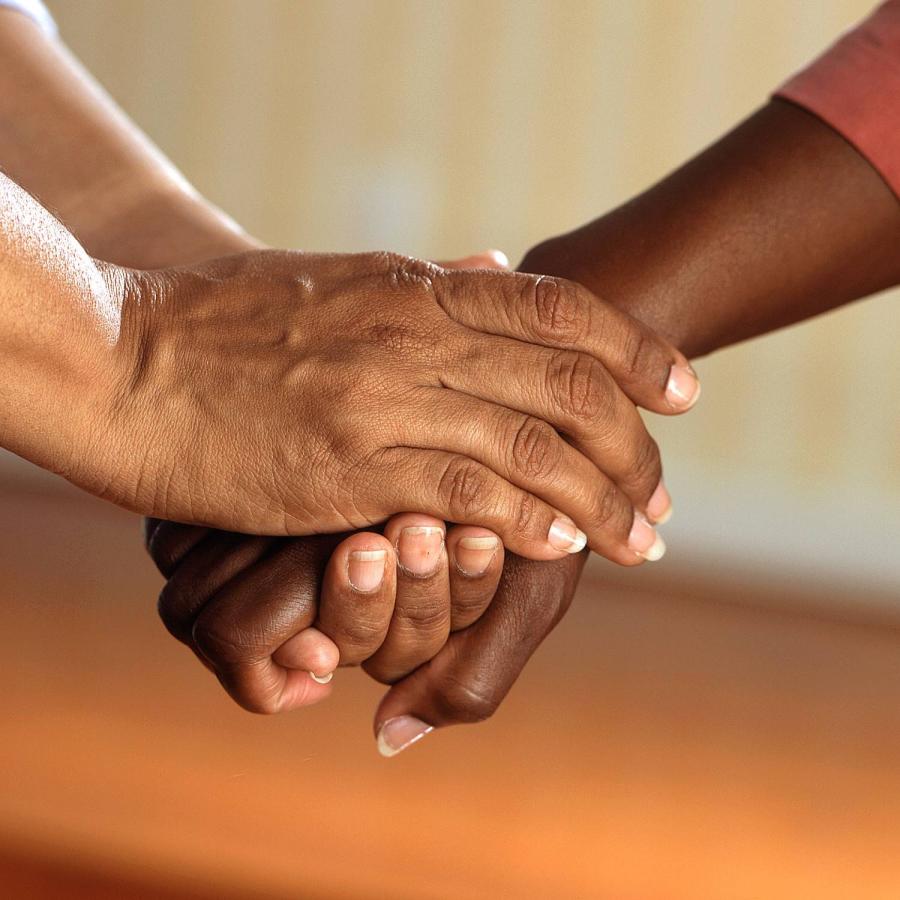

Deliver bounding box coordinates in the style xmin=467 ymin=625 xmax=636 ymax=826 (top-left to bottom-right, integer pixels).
xmin=372 ymin=553 xmax=585 ymax=757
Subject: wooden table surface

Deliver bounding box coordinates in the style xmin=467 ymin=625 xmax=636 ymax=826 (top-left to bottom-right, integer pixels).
xmin=2 ymin=476 xmax=900 ymax=899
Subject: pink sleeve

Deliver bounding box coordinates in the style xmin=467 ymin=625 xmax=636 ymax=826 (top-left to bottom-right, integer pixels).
xmin=776 ymin=1 xmax=900 ymax=199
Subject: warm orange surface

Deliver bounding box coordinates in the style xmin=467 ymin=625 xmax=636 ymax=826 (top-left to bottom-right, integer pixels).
xmin=2 ymin=477 xmax=900 ymax=899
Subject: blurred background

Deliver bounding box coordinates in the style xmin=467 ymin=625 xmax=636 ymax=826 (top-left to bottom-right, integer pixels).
xmin=2 ymin=1 xmax=899 ymax=898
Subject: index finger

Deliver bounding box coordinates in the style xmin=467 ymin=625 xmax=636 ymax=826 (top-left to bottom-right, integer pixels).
xmin=434 ymin=268 xmax=700 ymax=414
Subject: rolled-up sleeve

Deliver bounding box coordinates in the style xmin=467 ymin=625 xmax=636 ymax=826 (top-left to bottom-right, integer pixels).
xmin=0 ymin=0 xmax=56 ymax=36
xmin=776 ymin=1 xmax=900 ymax=199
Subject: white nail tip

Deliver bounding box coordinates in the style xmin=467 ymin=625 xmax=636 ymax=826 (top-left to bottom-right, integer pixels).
xmin=548 ymin=520 xmax=588 ymax=553
xmin=309 ymin=671 xmax=334 ymax=685
xmin=376 ymin=731 xmax=401 ymax=758
xmin=348 ymin=549 xmax=387 ymax=561
xmin=640 ymin=534 xmax=667 ymax=562
xmin=654 ymin=505 xmax=673 ymax=526
xmin=376 ymin=718 xmax=434 ymax=758
xmin=667 ymin=375 xmax=702 ymax=409
xmin=458 ymin=536 xmax=500 ymax=550
xmin=567 ymin=529 xmax=588 ymax=553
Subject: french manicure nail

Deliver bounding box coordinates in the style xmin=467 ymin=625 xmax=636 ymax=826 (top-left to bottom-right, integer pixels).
xmin=309 ymin=671 xmax=334 ymax=685
xmin=628 ymin=512 xmax=666 ymax=561
xmin=397 ymin=526 xmax=445 ymax=577
xmin=455 ymin=535 xmax=499 ymax=576
xmin=548 ymin=517 xmax=588 ymax=553
xmin=666 ymin=364 xmax=701 ymax=410
xmin=647 ymin=481 xmax=673 ymax=525
xmin=376 ymin=716 xmax=434 ymax=758
xmin=348 ymin=549 xmax=387 ymax=592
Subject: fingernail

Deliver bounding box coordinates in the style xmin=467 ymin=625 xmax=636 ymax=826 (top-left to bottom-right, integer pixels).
xmin=548 ymin=517 xmax=588 ymax=553
xmin=455 ymin=535 xmax=499 ymax=576
xmin=666 ymin=364 xmax=701 ymax=410
xmin=628 ymin=512 xmax=666 ymax=561
xmin=309 ymin=671 xmax=334 ymax=685
xmin=486 ymin=248 xmax=510 ymax=268
xmin=376 ymin=716 xmax=434 ymax=758
xmin=347 ymin=549 xmax=387 ymax=592
xmin=397 ymin=526 xmax=444 ymax=577
xmin=647 ymin=481 xmax=673 ymax=524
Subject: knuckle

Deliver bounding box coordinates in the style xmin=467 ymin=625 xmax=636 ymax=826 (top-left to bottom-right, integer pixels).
xmin=360 ymin=658 xmax=400 ymax=686
xmin=529 ymin=276 xmax=589 ymax=345
xmin=144 ymin=521 xmax=204 ymax=577
xmin=512 ymin=491 xmax=538 ymax=540
xmin=156 ymin=584 xmax=188 ymax=640
xmin=450 ymin=592 xmax=492 ymax=628
xmin=331 ymin=615 xmax=386 ymax=656
xmin=143 ymin=517 xmax=160 ymax=553
xmin=384 ymin=252 xmax=438 ymax=292
xmin=193 ymin=613 xmax=259 ymax=666
xmin=629 ymin=437 xmax=663 ymax=497
xmin=393 ymin=601 xmax=448 ymax=633
xmin=620 ymin=326 xmax=657 ymax=381
xmin=435 ymin=674 xmax=501 ymax=724
xmin=156 ymin=575 xmax=212 ymax=644
xmin=367 ymin=249 xmax=407 ymax=273
xmin=589 ymin=483 xmax=630 ymax=537
xmin=547 ymin=350 xmax=609 ymax=421
xmin=510 ymin=416 xmax=562 ymax=480
xmin=438 ymin=458 xmax=494 ymax=521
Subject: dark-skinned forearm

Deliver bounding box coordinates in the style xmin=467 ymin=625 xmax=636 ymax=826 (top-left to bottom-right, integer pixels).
xmin=515 ymin=98 xmax=900 ymax=619
xmin=521 ymin=99 xmax=900 ymax=358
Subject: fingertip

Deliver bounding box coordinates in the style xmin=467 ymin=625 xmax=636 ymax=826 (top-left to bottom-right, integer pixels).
xmin=491 ymin=513 xmax=584 ymax=562
xmin=481 ymin=248 xmax=510 ymax=269
xmin=336 ymin=530 xmax=394 ymax=556
xmin=383 ymin=513 xmax=447 ymax=579
xmin=273 ymin=626 xmax=340 ymax=676
xmin=382 ymin=512 xmax=445 ymax=544
xmin=664 ymin=362 xmax=701 ymax=412
xmin=328 ymin=531 xmax=393 ymax=595
xmin=376 ymin=715 xmax=434 ymax=757
xmin=435 ymin=249 xmax=510 ymax=271
xmin=278 ymin=670 xmax=334 ymax=711
xmin=446 ymin=525 xmax=503 ymax=577
xmin=647 ymin=481 xmax=673 ymax=525
xmin=547 ymin=517 xmax=588 ymax=555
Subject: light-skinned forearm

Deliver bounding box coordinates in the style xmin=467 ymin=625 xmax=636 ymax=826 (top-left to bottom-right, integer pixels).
xmin=0 ymin=171 xmax=125 ymax=488
xmin=0 ymin=10 xmax=258 ymax=267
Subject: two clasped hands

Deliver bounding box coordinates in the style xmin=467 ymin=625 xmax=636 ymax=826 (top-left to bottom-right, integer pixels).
xmin=1 ymin=6 xmax=702 ymax=759
xmin=5 ymin=5 xmax=899 ymax=757
xmin=133 ymin=248 xmax=699 ymax=756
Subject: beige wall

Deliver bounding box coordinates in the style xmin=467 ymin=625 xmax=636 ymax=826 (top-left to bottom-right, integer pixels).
xmin=24 ymin=0 xmax=900 ymax=591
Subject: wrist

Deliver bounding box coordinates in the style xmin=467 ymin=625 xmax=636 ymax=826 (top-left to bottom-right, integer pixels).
xmin=72 ymin=175 xmax=262 ymax=268
xmin=520 ymin=229 xmax=700 ymax=356
xmin=0 ymin=256 xmax=127 ymax=492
